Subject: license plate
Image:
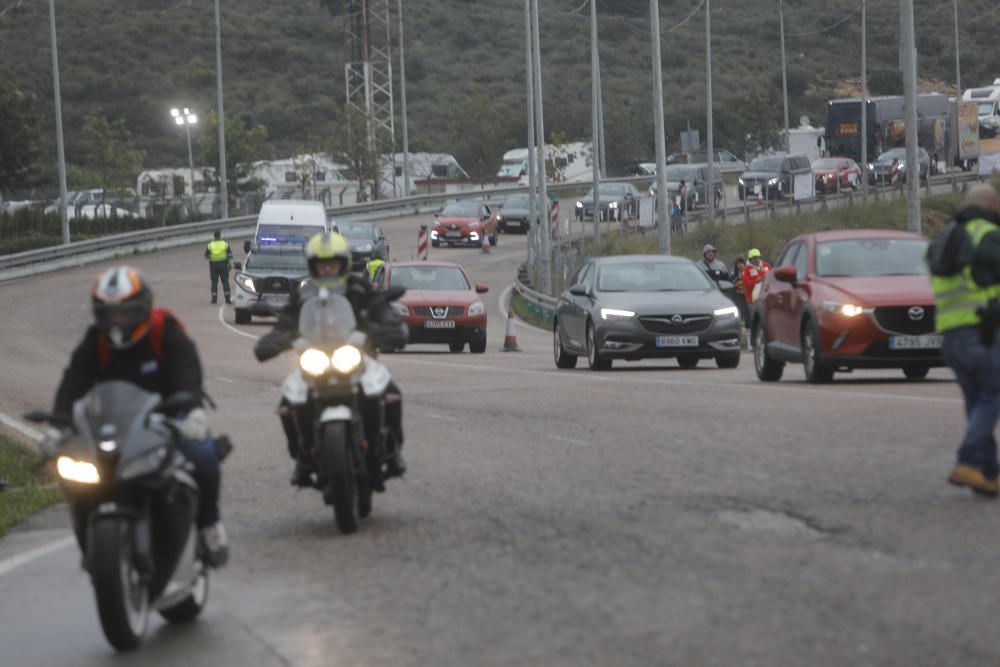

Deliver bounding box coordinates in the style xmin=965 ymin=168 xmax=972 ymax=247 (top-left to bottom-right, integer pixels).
xmin=262 ymin=294 xmax=289 ymax=305
xmin=445 ymin=232 xmax=461 ymax=238
xmin=889 ymin=335 xmax=942 ymax=350
xmin=424 ymin=320 xmax=456 ymax=329
xmin=746 ymin=186 xmax=756 ymax=194
xmin=656 ymin=335 xmax=698 ymax=347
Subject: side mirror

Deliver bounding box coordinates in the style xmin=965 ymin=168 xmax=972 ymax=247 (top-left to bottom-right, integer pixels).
xmin=433 ymin=212 xmax=440 ymax=219
xmin=774 ymin=265 xmax=797 ymax=284
xmin=243 ymin=240 xmax=252 ymax=253
xmin=569 ymin=284 xmax=590 ymax=297
xmin=476 ymin=283 xmax=489 ymax=294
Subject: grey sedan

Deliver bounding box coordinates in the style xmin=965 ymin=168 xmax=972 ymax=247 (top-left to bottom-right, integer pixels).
xmin=553 ymin=255 xmax=743 ymax=370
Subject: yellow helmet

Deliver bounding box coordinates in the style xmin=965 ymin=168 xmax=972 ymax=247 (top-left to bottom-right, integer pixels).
xmin=305 ymin=232 xmax=352 ymax=288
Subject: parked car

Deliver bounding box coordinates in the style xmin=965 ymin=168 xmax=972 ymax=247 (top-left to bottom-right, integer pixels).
xmin=496 ymin=193 xmax=532 ymax=233
xmin=338 ymin=221 xmax=389 ymax=270
xmin=377 ymin=261 xmax=489 ymax=353
xmin=431 ymin=200 xmax=498 ymax=248
xmin=689 ymin=148 xmax=746 ymax=174
xmin=812 ymin=157 xmax=863 ymax=193
xmin=867 ymin=147 xmax=931 ymax=185
xmin=574 ymin=183 xmax=642 ymax=221
xmin=738 ymin=154 xmax=812 ymax=200
xmin=651 ymin=163 xmax=724 ymax=210
xmin=233 ymin=245 xmax=309 ymax=325
xmin=752 ymin=229 xmax=944 ymax=383
xmin=552 ymin=255 xmax=742 ymax=370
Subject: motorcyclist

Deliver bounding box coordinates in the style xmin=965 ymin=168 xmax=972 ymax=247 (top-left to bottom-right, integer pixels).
xmin=254 ymin=232 xmax=408 ymax=487
xmin=52 ymin=266 xmax=229 ymax=566
xmin=365 ymin=247 xmax=386 ymax=283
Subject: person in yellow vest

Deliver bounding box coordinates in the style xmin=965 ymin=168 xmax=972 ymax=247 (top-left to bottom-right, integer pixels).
xmin=365 ymin=248 xmax=386 ymax=284
xmin=204 ymin=230 xmax=233 ymax=304
xmin=933 ymin=184 xmax=1000 ymax=497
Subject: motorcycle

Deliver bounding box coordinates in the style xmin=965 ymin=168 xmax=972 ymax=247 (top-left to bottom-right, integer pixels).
xmin=275 ymin=286 xmax=403 ymax=534
xmin=25 ymin=383 xmax=230 ymax=652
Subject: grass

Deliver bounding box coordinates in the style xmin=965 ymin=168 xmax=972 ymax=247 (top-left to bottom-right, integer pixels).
xmin=0 ymin=436 xmax=60 ymax=538
xmin=512 ymin=291 xmax=554 ymax=332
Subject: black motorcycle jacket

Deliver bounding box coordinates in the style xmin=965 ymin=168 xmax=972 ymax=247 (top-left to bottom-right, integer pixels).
xmin=254 ymin=275 xmax=407 ymax=362
xmin=53 ymin=311 xmax=205 ymax=417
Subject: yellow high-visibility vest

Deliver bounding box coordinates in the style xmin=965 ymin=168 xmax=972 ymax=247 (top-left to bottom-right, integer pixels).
xmin=206 ymin=239 xmax=229 ymax=262
xmin=932 ymin=218 xmax=1000 ymax=332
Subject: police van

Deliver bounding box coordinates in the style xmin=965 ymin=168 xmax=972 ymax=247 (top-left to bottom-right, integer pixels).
xmin=244 ymin=199 xmax=335 ymax=253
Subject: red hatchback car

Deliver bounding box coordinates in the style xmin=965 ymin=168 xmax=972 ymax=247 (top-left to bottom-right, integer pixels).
xmin=753 ymin=230 xmax=945 ymax=383
xmin=376 ymin=261 xmax=489 ymax=353
xmin=431 ymin=200 xmax=498 ymax=249
xmin=812 ymin=157 xmax=863 ymax=194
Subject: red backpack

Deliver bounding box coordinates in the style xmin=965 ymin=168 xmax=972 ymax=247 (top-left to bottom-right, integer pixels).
xmin=97 ymin=308 xmax=182 ymax=369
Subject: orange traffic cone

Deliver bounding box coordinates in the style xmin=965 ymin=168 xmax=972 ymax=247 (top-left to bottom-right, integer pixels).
xmin=501 ymin=308 xmax=521 ymax=352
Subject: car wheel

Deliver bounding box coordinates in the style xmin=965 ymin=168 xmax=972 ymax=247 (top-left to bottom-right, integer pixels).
xmin=753 ymin=320 xmax=784 ymax=382
xmin=234 ymin=309 xmax=251 ymax=325
xmin=715 ymin=353 xmax=740 ymax=369
xmin=677 ymin=355 xmax=699 ymax=369
xmin=469 ymin=337 xmax=487 ymax=354
xmin=449 ymin=342 xmax=464 ymax=353
xmin=586 ymin=322 xmax=611 ymax=371
xmin=903 ymin=364 xmax=930 ymax=381
xmin=553 ymin=320 xmax=578 ymax=369
xmin=714 ymin=191 xmax=721 ymax=209
xmin=801 ymin=319 xmax=834 ymax=384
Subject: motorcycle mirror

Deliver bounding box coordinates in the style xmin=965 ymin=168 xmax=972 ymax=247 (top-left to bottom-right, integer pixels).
xmin=383 ymin=286 xmax=406 ymax=302
xmin=23 ymin=410 xmax=70 ymax=427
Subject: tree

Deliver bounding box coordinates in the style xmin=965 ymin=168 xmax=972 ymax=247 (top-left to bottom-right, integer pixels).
xmin=73 ymin=111 xmax=145 ymax=207
xmin=0 ymin=76 xmax=42 ymax=197
xmin=450 ymin=92 xmax=507 ymax=182
xmin=198 ymin=113 xmax=271 ymax=211
xmin=332 ymin=105 xmax=390 ymax=201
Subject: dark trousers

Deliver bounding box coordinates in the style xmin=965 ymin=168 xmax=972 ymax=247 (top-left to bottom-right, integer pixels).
xmin=209 ymin=261 xmax=230 ymax=298
xmin=942 ymin=325 xmax=1000 ymax=480
xmin=178 ymin=438 xmax=222 ymax=527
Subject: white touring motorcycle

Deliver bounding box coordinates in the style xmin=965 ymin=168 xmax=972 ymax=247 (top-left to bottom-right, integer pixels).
xmin=26 ymin=384 xmax=231 ymax=652
xmin=277 ymin=287 xmax=402 ymax=534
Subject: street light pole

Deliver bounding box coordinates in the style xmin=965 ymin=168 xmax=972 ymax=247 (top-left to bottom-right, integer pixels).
xmin=523 ymin=0 xmax=537 ymax=268
xmin=214 ymin=0 xmax=229 ymax=218
xmin=650 ymin=0 xmax=670 ymax=255
xmin=901 ymin=0 xmax=921 ymax=233
xmin=705 ymin=0 xmax=715 ymax=220
xmin=591 ymin=0 xmax=601 ymax=241
xmin=172 ymin=108 xmax=199 ymax=217
xmin=48 ymin=0 xmax=69 ymax=245
xmin=953 ymin=0 xmax=962 ymax=95
xmin=861 ymin=0 xmax=868 ymax=203
xmin=397 ymin=0 xmax=410 ymax=198
xmin=779 ymin=0 xmax=790 ymax=151
xmin=531 ymin=0 xmax=551 ymax=294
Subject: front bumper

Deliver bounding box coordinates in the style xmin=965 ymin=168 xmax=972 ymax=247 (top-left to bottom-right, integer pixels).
xmin=432 ymin=229 xmax=484 ymax=246
xmin=595 ymin=315 xmax=742 ymax=359
xmin=498 ymin=216 xmax=529 ymax=232
xmin=234 ymin=283 xmax=291 ymax=315
xmin=817 ymin=311 xmax=945 ymax=369
xmin=403 ymin=315 xmax=487 ymax=344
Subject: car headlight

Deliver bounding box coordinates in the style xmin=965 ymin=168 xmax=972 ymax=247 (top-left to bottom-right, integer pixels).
xmin=57 ymin=455 xmax=100 ymax=484
xmin=867 ymin=163 xmax=874 ymax=170
xmin=391 ymin=301 xmax=410 ymax=317
xmin=431 ymin=230 xmax=439 ymax=239
xmin=119 ymin=445 xmax=169 ymax=480
xmin=496 ymin=215 xmax=503 ymax=222
xmin=468 ymin=300 xmax=485 ymax=316
xmin=238 ymin=274 xmax=256 ymax=293
xmin=768 ymin=177 xmax=779 ymax=185
xmin=823 ymin=301 xmax=865 ymax=317
xmin=299 ymin=348 xmax=331 ymax=376
xmin=713 ymin=306 xmax=740 ymax=318
xmin=601 ymin=308 xmax=636 ymax=320
xmin=609 ymin=201 xmax=619 ymax=209
xmin=357 ymin=243 xmax=373 ymax=252
xmin=331 ymin=345 xmax=363 ymax=374
xmin=738 ymin=177 xmax=745 ymax=185
xmin=575 ymin=201 xmax=583 ymax=208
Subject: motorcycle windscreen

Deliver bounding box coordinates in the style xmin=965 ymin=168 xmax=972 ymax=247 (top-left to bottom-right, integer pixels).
xmin=76 ymin=381 xmax=161 ymax=443
xmin=298 ymin=292 xmax=357 ymax=345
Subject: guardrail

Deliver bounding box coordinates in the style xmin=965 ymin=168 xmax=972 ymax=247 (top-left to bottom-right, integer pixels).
xmin=512 ymin=261 xmax=558 ymax=330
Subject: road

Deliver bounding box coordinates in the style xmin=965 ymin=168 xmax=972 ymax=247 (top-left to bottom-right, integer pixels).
xmin=1 ymin=211 xmax=998 ymax=666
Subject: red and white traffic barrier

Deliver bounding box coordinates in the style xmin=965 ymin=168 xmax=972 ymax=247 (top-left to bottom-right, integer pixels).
xmin=417 ymin=224 xmax=429 ymax=260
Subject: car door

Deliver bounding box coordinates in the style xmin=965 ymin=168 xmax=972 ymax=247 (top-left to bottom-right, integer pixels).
xmin=786 ymin=242 xmax=811 ymax=348
xmin=764 ymin=242 xmax=802 ymax=349
xmin=561 ymin=263 xmax=593 ymax=351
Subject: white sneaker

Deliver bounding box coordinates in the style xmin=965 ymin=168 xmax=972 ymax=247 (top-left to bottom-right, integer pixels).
xmin=200 ymin=522 xmax=229 ymax=567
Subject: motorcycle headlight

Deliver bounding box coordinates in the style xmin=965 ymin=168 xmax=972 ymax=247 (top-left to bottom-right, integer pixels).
xmin=468 ymin=300 xmax=485 ymax=316
xmin=823 ymin=301 xmax=865 ymax=317
xmin=391 ymin=301 xmax=410 ymax=317
xmin=119 ymin=445 xmax=169 ymax=480
xmin=331 ymin=345 xmax=363 ymax=374
xmin=300 ymin=348 xmax=331 ymax=376
xmin=238 ymin=273 xmax=256 ymax=293
xmin=57 ymin=455 xmax=100 ymax=485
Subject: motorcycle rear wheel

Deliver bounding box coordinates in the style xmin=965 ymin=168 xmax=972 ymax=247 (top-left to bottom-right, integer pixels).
xmin=91 ymin=518 xmax=150 ymax=651
xmin=323 ymin=421 xmax=359 ymax=534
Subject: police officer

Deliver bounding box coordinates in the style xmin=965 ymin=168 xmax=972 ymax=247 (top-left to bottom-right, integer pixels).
xmin=204 ymin=230 xmax=233 ymax=304
xmin=934 ymin=184 xmax=1000 ymax=497
xmin=365 ymin=247 xmax=386 ymax=284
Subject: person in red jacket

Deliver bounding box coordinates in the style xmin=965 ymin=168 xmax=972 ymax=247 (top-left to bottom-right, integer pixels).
xmin=741 ymin=249 xmax=772 ymax=347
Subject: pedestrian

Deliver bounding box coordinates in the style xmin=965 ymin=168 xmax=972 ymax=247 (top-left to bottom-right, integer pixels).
xmin=678 ymin=180 xmax=688 ymax=213
xmin=696 ymin=244 xmax=729 ymax=284
xmin=732 ymin=256 xmax=750 ymax=346
xmin=204 ymin=230 xmax=233 ymax=304
xmin=741 ymin=249 xmax=772 ymax=346
xmin=933 ymin=184 xmax=1000 ymax=497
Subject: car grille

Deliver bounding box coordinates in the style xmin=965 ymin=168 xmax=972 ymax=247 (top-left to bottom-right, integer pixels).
xmin=414 ymin=306 xmax=465 ymax=317
xmin=259 ymin=275 xmax=293 ymax=295
xmin=639 ymin=314 xmax=713 ymax=334
xmin=874 ymin=306 xmax=936 ymax=335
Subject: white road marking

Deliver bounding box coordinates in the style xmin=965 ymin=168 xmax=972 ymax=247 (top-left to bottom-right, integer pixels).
xmin=548 ymin=434 xmax=589 ymax=445
xmin=0 ymin=412 xmax=44 ymax=442
xmin=425 ymin=413 xmax=458 ymax=422
xmin=216 ymin=377 xmax=236 ymax=384
xmin=218 ymin=305 xmax=260 ymax=340
xmin=0 ymin=536 xmax=74 ymax=578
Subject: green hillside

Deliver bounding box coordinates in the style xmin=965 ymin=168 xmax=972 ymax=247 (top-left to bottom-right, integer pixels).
xmin=1 ymin=0 xmax=998 ymax=195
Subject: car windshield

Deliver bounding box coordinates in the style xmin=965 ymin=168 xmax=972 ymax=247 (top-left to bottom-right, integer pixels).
xmin=503 ymin=194 xmax=530 ymax=208
xmin=597 ymin=261 xmax=713 ymax=292
xmin=256 ymin=224 xmax=318 ymax=244
xmin=390 ymin=266 xmax=470 ymax=290
xmin=749 ymin=156 xmax=782 ymax=172
xmin=812 ymin=159 xmax=842 ymax=169
xmin=877 ymin=149 xmax=906 ymax=162
xmin=588 ymin=184 xmax=626 ymax=197
xmin=337 ymin=223 xmax=373 ymax=241
xmin=665 ymin=166 xmax=699 ymax=181
xmin=815 ymin=238 xmax=929 ymax=277
xmin=245 ymin=253 xmax=308 ymax=273
xmin=978 ymin=102 xmax=994 ymax=116
xmin=497 ymin=162 xmax=524 ymax=177
xmin=441 ymin=201 xmax=482 ymax=217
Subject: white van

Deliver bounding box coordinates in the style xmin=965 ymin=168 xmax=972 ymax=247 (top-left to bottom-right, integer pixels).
xmin=962 ymin=86 xmax=1000 ymax=138
xmin=252 ymin=199 xmax=332 ymax=248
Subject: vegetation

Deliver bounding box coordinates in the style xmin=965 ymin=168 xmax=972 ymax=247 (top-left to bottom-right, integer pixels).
xmin=1 ymin=0 xmax=998 ymax=201
xmin=0 ymin=436 xmax=59 ymax=538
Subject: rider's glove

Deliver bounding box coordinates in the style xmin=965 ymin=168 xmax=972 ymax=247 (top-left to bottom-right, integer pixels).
xmin=177 ymin=407 xmax=209 ymax=441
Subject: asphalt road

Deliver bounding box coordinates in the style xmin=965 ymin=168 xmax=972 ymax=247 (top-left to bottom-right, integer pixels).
xmin=0 ymin=211 xmax=998 ymax=666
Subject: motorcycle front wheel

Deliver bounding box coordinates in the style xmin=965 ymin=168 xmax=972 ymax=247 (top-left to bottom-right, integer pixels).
xmin=322 ymin=421 xmax=359 ymax=534
xmin=90 ymin=518 xmax=150 ymax=651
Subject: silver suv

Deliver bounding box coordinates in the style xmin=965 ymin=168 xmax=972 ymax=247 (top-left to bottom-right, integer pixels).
xmin=233 ymin=245 xmax=308 ymax=324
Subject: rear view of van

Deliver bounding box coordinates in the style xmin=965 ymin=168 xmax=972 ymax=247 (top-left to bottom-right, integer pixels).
xmin=254 ymin=200 xmax=331 ymax=246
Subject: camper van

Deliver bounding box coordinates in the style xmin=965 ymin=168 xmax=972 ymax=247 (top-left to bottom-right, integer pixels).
xmin=249 ymin=199 xmax=332 ymax=252
xmin=962 ymin=81 xmax=1000 ymax=138
xmin=497 ymin=142 xmax=593 ymax=184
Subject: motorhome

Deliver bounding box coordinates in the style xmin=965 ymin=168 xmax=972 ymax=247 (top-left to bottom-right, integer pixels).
xmin=962 ymin=81 xmax=1000 ymax=138
xmin=497 ymin=141 xmax=593 ymax=184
